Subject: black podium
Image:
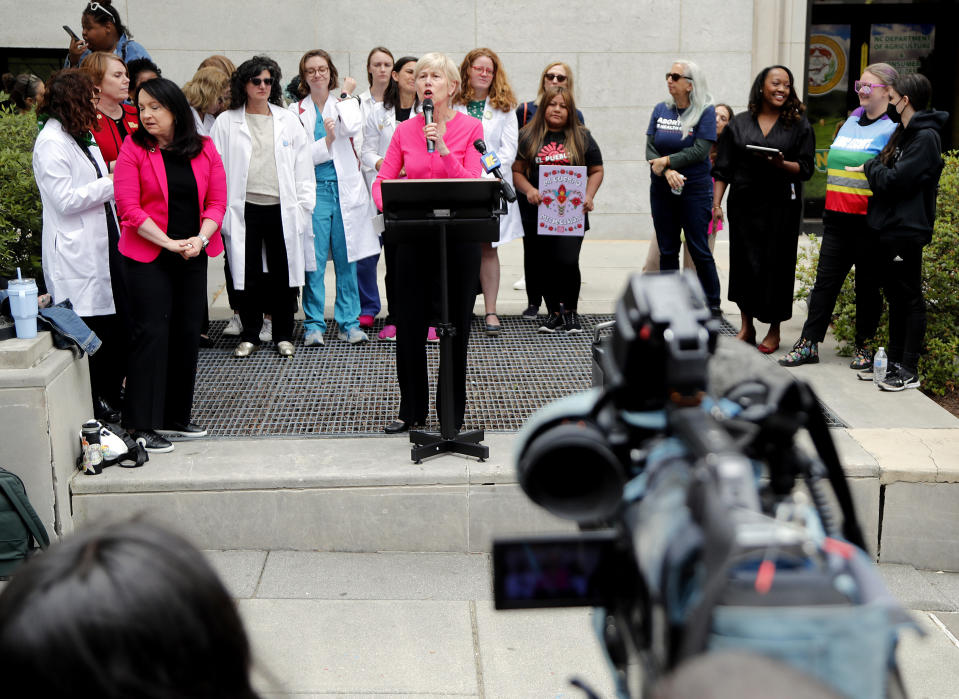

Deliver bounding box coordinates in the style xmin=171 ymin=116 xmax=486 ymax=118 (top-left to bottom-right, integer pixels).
xmin=382 ymin=178 xmax=504 ymax=463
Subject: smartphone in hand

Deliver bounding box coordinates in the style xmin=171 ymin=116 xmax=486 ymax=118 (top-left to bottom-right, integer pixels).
xmin=62 ymin=25 xmax=80 ymax=41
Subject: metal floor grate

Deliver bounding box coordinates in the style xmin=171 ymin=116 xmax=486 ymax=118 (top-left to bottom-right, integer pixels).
xmin=195 ymin=315 xmax=602 ymax=438
xmin=194 ymin=313 xmax=843 ymax=437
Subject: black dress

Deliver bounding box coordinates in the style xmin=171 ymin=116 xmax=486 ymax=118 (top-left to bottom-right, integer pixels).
xmin=712 ymin=111 xmax=815 ymax=323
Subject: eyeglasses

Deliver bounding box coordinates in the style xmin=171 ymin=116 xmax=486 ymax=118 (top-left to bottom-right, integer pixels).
xmin=854 ymin=80 xmax=887 ymax=95
xmin=249 ymin=77 xmax=274 ymax=86
xmin=305 ymin=67 xmax=329 ymax=76
xmin=666 ymin=73 xmax=693 ymax=82
xmin=544 ymin=73 xmax=567 ymax=83
xmin=471 ymin=65 xmax=494 ymax=76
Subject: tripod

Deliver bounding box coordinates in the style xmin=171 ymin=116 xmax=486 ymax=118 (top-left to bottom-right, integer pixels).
xmin=382 ymin=178 xmax=504 ymax=463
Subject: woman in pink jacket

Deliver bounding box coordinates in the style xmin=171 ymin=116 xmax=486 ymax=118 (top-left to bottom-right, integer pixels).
xmin=114 ymin=77 xmax=227 ymax=453
xmin=372 ymin=53 xmax=485 ymax=435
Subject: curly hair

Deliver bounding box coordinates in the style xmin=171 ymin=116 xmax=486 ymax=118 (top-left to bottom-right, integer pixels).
xmin=79 ymin=50 xmax=126 ymax=88
xmin=230 ymin=56 xmax=283 ymax=109
xmin=183 ymin=66 xmax=230 ymax=117
xmin=748 ymin=65 xmax=804 ymax=126
xmin=455 ymin=48 xmax=517 ymax=113
xmin=518 ymin=86 xmax=588 ymax=167
xmin=296 ymin=50 xmax=338 ymax=98
xmin=36 ymin=69 xmax=98 ymax=139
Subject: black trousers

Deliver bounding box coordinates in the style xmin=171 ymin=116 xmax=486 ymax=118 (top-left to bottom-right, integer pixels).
xmin=521 ymin=217 xmax=544 ymax=309
xmin=801 ymin=214 xmax=882 ymax=346
xmin=82 ymin=313 xmax=126 ymax=410
xmin=395 ymin=237 xmax=481 ymax=428
xmin=238 ymin=203 xmax=295 ymax=344
xmin=122 ymin=251 xmax=207 ymax=431
xmin=880 ymin=238 xmax=926 ymax=374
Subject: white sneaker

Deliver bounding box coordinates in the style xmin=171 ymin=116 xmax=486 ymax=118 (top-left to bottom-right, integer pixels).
xmin=304 ymin=330 xmax=325 ymax=346
xmin=223 ymin=313 xmax=243 ymax=336
xmin=259 ymin=317 xmax=273 ymax=343
xmin=513 ymin=276 xmax=526 ymax=291
xmin=338 ymin=327 xmax=369 ymax=344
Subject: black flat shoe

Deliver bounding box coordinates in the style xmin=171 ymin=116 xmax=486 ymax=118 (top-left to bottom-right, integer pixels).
xmin=385 ymin=420 xmax=410 ymax=434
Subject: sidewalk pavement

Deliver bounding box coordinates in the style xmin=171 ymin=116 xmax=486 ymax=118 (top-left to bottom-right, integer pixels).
xmin=205 ymin=549 xmax=959 ymax=697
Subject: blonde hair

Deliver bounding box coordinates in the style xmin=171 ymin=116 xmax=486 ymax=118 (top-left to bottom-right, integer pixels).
xmin=80 ymin=51 xmax=126 ymax=87
xmin=182 ymin=67 xmax=230 ymax=117
xmin=413 ymin=53 xmax=460 ymax=102
xmin=455 ymin=48 xmax=517 ymax=112
xmin=197 ymin=55 xmax=236 ymax=79
xmin=537 ymin=62 xmax=574 ymax=101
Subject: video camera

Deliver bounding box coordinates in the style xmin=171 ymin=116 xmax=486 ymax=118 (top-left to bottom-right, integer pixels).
xmin=493 ymin=273 xmax=913 ymax=699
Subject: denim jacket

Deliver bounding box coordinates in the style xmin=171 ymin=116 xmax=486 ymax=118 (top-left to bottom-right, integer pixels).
xmin=38 ymin=300 xmax=101 ymax=358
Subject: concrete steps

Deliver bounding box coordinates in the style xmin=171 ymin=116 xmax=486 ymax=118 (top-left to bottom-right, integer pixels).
xmin=70 ymin=433 xmax=576 ymax=553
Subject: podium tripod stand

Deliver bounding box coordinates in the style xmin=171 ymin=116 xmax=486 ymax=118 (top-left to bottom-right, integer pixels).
xmin=381 ymin=178 xmax=504 ymax=463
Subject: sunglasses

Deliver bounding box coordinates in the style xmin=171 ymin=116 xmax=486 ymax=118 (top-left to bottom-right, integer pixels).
xmin=249 ymin=77 xmax=274 ymax=86
xmin=854 ymin=80 xmax=887 ymax=95
xmin=666 ymin=73 xmax=692 ymax=82
xmin=86 ymin=2 xmax=115 ymax=18
xmin=544 ymin=73 xmax=567 ymax=83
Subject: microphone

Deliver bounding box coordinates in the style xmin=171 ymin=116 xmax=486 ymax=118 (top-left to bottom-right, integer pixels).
xmin=473 ymin=139 xmax=516 ymax=202
xmin=423 ymin=98 xmax=435 ymax=153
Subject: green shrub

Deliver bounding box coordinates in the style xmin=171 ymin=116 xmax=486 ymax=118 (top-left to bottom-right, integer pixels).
xmin=796 ymin=150 xmax=959 ymax=395
xmin=0 ymin=109 xmax=43 ymax=285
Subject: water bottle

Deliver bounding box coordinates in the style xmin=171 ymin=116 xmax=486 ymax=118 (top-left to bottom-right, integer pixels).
xmin=670 ymin=173 xmax=686 ymax=196
xmin=81 ymin=420 xmax=104 ymax=475
xmin=873 ymin=347 xmax=888 ymax=387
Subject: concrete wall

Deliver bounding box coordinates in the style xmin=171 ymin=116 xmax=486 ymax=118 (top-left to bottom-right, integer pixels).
xmin=0 ymin=334 xmax=93 ymax=540
xmin=1 ymin=0 xmax=808 ymax=239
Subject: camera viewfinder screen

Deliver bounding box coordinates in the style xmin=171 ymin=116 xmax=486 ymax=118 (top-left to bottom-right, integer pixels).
xmin=492 ymin=533 xmax=617 ymax=610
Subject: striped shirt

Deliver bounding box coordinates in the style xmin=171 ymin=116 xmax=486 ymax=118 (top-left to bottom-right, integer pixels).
xmin=824 ymin=110 xmax=897 ymax=215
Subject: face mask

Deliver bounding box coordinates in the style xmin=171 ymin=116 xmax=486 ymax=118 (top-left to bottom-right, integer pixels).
xmin=886 ymin=98 xmax=903 ymax=124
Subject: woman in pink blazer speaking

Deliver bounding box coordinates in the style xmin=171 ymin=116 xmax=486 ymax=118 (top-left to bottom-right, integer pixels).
xmin=114 ymin=77 xmax=227 ymax=454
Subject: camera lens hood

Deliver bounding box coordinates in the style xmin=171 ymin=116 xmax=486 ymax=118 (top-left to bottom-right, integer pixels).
xmin=517 ymin=420 xmax=626 ymax=523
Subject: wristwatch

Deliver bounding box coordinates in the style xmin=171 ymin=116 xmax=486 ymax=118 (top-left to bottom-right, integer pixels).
xmin=198 ymin=234 xmax=210 ymax=249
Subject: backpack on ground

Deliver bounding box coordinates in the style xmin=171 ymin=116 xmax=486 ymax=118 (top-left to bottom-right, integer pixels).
xmin=0 ymin=466 xmax=50 ymax=579
xmin=76 ymin=420 xmax=149 ymax=474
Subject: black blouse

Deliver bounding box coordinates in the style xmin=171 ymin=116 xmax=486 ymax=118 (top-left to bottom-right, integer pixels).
xmin=712 ymin=111 xmax=815 ymax=196
xmin=161 ymin=150 xmax=200 ymax=240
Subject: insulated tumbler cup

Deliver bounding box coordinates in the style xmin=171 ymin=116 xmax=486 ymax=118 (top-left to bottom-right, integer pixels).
xmin=7 ymin=278 xmax=39 ymax=338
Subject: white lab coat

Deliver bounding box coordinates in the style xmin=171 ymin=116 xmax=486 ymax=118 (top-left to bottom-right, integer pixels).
xmin=190 ymin=106 xmax=216 ymax=136
xmin=210 ymin=104 xmax=316 ymax=290
xmin=357 ymin=89 xmax=377 ymax=193
xmin=289 ymin=94 xmax=378 ymax=263
xmin=454 ymin=98 xmax=523 ymax=246
xmin=360 ymin=100 xmax=398 ymax=198
xmin=33 ymin=118 xmax=117 ymax=317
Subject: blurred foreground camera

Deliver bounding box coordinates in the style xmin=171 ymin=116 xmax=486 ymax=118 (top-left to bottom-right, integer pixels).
xmin=496 ymin=272 xmax=913 ymax=699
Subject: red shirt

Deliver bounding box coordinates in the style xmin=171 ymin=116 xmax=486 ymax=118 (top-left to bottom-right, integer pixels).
xmin=92 ymin=102 xmax=139 ymax=164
